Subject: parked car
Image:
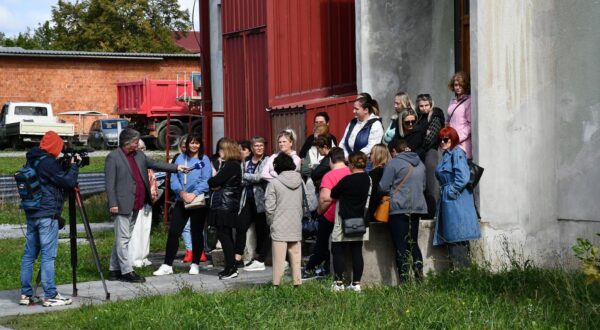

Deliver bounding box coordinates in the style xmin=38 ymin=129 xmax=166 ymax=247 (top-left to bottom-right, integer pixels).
xmin=87 ymin=119 xmax=129 ymax=149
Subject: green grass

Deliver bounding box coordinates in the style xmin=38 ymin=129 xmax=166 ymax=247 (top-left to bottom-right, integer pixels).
xmin=2 ymin=267 xmax=599 ymax=329
xmin=0 ymin=193 xmax=111 ymax=225
xmin=0 ymin=224 xmax=169 ymax=291
xmin=0 ymin=157 xmax=105 ymax=175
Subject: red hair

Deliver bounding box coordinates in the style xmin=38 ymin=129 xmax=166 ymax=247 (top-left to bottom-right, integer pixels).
xmin=438 ymin=127 xmax=460 ymax=149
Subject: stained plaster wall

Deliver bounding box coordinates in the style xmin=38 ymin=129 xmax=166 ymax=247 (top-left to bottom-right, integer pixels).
xmin=473 ymin=0 xmax=600 ymax=268
xmin=210 ymin=0 xmax=224 ymax=151
xmin=355 ymin=0 xmax=455 ymax=126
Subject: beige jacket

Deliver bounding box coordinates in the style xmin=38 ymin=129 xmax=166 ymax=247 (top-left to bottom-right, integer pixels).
xmin=265 ymin=171 xmax=303 ymax=242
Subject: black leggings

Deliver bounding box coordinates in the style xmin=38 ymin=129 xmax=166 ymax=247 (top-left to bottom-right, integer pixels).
xmin=305 ymin=215 xmax=334 ymax=271
xmin=164 ymin=202 xmax=208 ymax=265
xmin=388 ymin=213 xmax=423 ymax=281
xmin=234 ymin=198 xmax=271 ymax=262
xmin=217 ymin=225 xmax=235 ymax=269
xmin=331 ymin=241 xmax=363 ymax=283
xmin=234 ymin=198 xmax=254 ymax=256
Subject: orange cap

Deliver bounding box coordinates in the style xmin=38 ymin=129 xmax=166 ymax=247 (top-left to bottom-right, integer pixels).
xmin=40 ymin=131 xmax=64 ymax=157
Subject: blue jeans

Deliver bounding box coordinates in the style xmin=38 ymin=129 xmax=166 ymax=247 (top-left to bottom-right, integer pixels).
xmin=182 ymin=219 xmax=192 ymax=251
xmin=20 ymin=217 xmax=59 ymax=299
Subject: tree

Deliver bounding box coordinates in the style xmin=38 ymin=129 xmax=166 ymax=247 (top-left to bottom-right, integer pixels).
xmin=12 ymin=0 xmax=192 ymax=53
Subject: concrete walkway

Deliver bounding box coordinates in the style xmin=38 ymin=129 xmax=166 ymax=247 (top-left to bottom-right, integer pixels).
xmin=0 ymin=264 xmax=273 ymax=319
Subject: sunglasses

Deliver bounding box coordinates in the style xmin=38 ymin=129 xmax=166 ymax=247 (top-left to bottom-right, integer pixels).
xmin=441 ymin=137 xmax=451 ymax=144
xmin=417 ymin=93 xmax=431 ymax=98
xmin=403 ymin=120 xmax=416 ymax=126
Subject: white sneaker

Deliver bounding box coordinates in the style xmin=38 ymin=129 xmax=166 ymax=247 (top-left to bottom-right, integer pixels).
xmin=42 ymin=293 xmax=72 ymax=307
xmin=244 ymin=260 xmax=266 ymax=272
xmin=284 ymin=260 xmax=289 ymax=271
xmin=142 ymin=258 xmax=153 ymax=267
xmin=153 ymin=264 xmax=173 ymax=276
xmin=132 ymin=259 xmax=144 ymax=268
xmin=347 ymin=283 xmax=362 ymax=292
xmin=189 ymin=263 xmax=200 ymax=275
xmin=331 ymin=282 xmax=345 ymax=292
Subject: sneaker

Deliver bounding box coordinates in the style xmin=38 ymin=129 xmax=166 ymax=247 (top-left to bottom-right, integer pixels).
xmin=153 ymin=264 xmax=174 ymax=276
xmin=132 ymin=259 xmax=144 ymax=268
xmin=284 ymin=260 xmax=289 ymax=271
xmin=235 ymin=259 xmax=245 ymax=269
xmin=42 ymin=293 xmax=72 ymax=307
xmin=244 ymin=260 xmax=266 ymax=272
xmin=314 ymin=267 xmax=330 ymax=278
xmin=108 ymin=270 xmax=121 ymax=281
xmin=189 ymin=263 xmax=200 ymax=275
xmin=142 ymin=258 xmax=153 ymax=267
xmin=19 ymin=295 xmax=31 ymax=306
xmin=347 ymin=283 xmax=362 ymax=292
xmin=331 ymin=282 xmax=345 ymax=292
xmin=219 ymin=267 xmax=238 ymax=280
xmin=182 ymin=250 xmax=193 ymax=263
xmin=200 ymin=251 xmax=207 ymax=263
xmin=121 ymin=271 xmax=146 ymax=283
xmin=301 ymin=269 xmax=317 ymax=281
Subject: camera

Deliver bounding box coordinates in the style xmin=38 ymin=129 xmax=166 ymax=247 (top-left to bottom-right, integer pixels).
xmin=59 ymin=148 xmax=91 ymax=169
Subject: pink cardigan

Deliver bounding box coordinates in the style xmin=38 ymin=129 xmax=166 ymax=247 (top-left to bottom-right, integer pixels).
xmin=261 ymin=151 xmax=302 ymax=181
xmin=446 ymin=95 xmax=472 ymax=159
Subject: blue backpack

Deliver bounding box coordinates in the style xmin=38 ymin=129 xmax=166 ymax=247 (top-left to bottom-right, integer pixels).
xmin=14 ymin=155 xmax=47 ymax=210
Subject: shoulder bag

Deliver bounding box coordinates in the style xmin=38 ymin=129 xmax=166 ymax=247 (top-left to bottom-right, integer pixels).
xmin=374 ymin=165 xmax=414 ymax=222
xmin=342 ymin=176 xmax=371 ymax=237
xmin=183 ymin=156 xmax=206 ymax=209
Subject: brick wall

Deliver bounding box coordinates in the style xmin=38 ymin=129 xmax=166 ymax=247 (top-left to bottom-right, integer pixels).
xmin=0 ymin=56 xmax=200 ymax=134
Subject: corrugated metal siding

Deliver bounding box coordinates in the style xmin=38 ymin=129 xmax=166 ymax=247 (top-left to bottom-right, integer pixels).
xmin=267 ymin=0 xmax=356 ymax=107
xmin=222 ymin=0 xmax=269 ymax=143
xmin=269 ymin=108 xmax=306 ymax=155
xmin=305 ymin=95 xmax=356 ymax=141
xmin=222 ymin=0 xmax=267 ymax=34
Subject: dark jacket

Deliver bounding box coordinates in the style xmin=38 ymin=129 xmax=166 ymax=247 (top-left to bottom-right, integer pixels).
xmin=209 ymin=160 xmax=242 ymax=213
xmin=417 ymin=107 xmax=445 ymax=151
xmin=25 ymin=147 xmax=79 ymax=219
xmin=394 ymin=124 xmax=426 ymax=161
xmin=310 ymin=154 xmax=331 ymax=192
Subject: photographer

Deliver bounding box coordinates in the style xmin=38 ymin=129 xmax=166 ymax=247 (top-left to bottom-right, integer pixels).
xmin=105 ymin=129 xmax=189 ymax=283
xmin=19 ymin=131 xmax=79 ymax=307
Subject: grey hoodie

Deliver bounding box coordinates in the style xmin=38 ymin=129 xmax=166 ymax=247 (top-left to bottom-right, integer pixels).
xmin=378 ymin=152 xmax=427 ymax=215
xmin=265 ymin=170 xmax=304 ymax=241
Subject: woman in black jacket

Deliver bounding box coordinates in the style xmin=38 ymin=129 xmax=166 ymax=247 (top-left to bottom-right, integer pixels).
xmin=208 ymin=138 xmax=243 ymax=279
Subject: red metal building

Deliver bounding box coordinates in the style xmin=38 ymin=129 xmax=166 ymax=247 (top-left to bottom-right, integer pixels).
xmin=215 ymin=0 xmax=357 ymax=151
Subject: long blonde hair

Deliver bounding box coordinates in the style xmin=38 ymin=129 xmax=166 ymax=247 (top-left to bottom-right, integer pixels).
xmin=370 ymin=143 xmax=392 ymax=168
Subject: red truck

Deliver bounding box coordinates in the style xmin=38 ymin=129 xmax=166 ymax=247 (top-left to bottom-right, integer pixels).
xmin=116 ymin=78 xmax=202 ymax=149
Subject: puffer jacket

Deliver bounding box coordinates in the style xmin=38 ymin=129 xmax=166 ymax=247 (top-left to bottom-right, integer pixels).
xmin=208 ymin=160 xmax=242 ymax=213
xmin=240 ymin=155 xmax=269 ymax=213
xmin=379 ymin=151 xmax=427 ymax=215
xmin=265 ymin=170 xmax=303 ymax=241
xmin=25 ymin=147 xmax=79 ymax=219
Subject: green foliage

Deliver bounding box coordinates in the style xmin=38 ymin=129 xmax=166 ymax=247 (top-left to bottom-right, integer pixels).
xmin=0 ymin=156 xmax=104 ymax=175
xmin=573 ymin=234 xmax=600 ymax=284
xmin=2 ymin=267 xmax=600 ymax=329
xmin=2 ymin=0 xmax=192 ymax=53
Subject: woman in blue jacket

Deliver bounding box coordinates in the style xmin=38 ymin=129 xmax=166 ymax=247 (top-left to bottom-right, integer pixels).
xmin=433 ymin=127 xmax=480 ymax=268
xmin=154 ymin=133 xmax=212 ymax=276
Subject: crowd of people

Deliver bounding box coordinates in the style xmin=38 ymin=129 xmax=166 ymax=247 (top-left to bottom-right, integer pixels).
xmin=18 ymin=72 xmax=481 ymax=307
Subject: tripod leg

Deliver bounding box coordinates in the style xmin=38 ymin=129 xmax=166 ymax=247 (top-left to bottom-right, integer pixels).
xmin=75 ymin=188 xmax=111 ymax=300
xmin=69 ymin=191 xmax=78 ymax=297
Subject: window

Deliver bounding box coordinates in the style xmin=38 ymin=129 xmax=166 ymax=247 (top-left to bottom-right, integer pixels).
xmin=15 ymin=106 xmax=48 ymax=116
xmin=102 ymin=120 xmax=128 ymax=130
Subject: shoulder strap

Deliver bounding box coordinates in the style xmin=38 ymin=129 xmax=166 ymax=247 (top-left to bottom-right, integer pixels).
xmin=446 ymin=97 xmax=468 ymax=126
xmin=362 ymin=175 xmax=373 ymax=219
xmin=390 ymin=165 xmax=413 ymax=198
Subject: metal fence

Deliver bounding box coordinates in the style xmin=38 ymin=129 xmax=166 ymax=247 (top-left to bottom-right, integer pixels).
xmin=0 ymin=172 xmax=105 ymax=201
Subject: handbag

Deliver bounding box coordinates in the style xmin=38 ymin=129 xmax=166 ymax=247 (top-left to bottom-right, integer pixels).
xmin=301 ymin=183 xmax=319 ymax=239
xmin=374 ymin=165 xmax=414 ymax=223
xmin=183 ymin=157 xmax=206 ymax=209
xmin=466 ymin=160 xmax=484 ymax=190
xmin=341 ymin=176 xmax=371 ymax=237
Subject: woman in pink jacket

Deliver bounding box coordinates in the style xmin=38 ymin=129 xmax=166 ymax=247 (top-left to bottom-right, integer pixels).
xmin=446 ymin=72 xmax=472 ymax=159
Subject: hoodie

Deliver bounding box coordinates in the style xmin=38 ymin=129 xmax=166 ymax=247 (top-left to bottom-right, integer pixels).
xmin=378 ymin=151 xmax=427 ymax=215
xmin=25 ymin=146 xmax=79 ymax=219
xmin=264 ymin=170 xmax=303 ymax=241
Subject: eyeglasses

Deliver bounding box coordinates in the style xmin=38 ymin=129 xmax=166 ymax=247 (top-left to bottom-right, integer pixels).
xmin=403 ymin=120 xmax=416 ymax=126
xmin=441 ymin=137 xmax=450 ymax=144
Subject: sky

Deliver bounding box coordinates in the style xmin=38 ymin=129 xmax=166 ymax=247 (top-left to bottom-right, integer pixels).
xmin=0 ymin=0 xmax=200 ymax=37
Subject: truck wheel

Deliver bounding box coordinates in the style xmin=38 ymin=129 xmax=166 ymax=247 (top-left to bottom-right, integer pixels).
xmin=157 ymin=125 xmax=183 ymax=150
xmin=191 ymin=119 xmax=203 ymax=137
xmin=10 ymin=137 xmax=22 ymax=150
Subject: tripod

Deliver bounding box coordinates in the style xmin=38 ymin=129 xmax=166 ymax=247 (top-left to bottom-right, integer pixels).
xmin=68 ymin=186 xmax=110 ymax=300
xmin=31 ymin=186 xmax=110 ymax=301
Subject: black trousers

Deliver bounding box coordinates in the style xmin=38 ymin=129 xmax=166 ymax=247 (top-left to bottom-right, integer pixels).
xmin=331 ymin=241 xmax=364 ymax=283
xmin=388 ymin=213 xmax=423 ymax=282
xmin=234 ymin=197 xmax=271 ymax=262
xmin=234 ymin=198 xmax=253 ymax=256
xmin=217 ymin=225 xmax=235 ymax=269
xmin=305 ymin=215 xmax=334 ymax=271
xmin=164 ymin=202 xmax=208 ymax=266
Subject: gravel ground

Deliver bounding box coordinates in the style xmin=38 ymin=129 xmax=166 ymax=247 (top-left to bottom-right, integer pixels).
xmin=0 ymin=222 xmax=114 ymax=239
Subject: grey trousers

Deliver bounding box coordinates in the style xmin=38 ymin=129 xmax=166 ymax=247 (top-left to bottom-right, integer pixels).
xmin=109 ymin=211 xmax=138 ymax=274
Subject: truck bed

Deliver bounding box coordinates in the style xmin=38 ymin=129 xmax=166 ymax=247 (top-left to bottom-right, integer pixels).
xmin=5 ymin=122 xmax=75 ymax=137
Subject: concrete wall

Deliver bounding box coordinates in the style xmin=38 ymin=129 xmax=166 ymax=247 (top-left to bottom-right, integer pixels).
xmin=355 ymin=0 xmax=454 ymax=124
xmin=474 ymin=0 xmax=600 ymax=268
xmin=209 ymin=0 xmax=225 ymax=151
